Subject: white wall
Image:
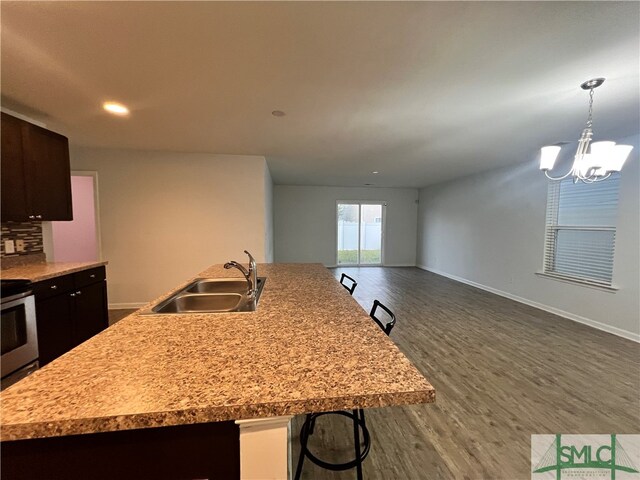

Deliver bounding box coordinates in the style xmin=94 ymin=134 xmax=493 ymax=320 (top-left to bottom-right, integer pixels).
xmin=264 ymin=163 xmax=274 ymax=263
xmin=417 ymin=134 xmax=640 ymax=340
xmin=274 ymin=186 xmax=419 ymax=266
xmin=70 ymin=146 xmax=270 ymax=306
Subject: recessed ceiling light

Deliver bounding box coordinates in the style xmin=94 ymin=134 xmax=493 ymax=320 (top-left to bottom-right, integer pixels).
xmin=271 ymin=110 xmax=286 ymax=117
xmin=372 ymin=171 xmax=379 ymax=174
xmin=103 ymin=101 xmax=129 ymax=116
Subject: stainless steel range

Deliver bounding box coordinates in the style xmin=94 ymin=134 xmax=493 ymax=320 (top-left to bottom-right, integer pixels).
xmin=1 ymin=279 xmax=39 ymax=390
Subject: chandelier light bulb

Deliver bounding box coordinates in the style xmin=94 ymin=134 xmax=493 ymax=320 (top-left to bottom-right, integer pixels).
xmin=609 ymin=145 xmax=633 ymax=172
xmin=589 ymin=141 xmax=615 ymax=170
xmin=540 ymin=146 xmax=561 ymax=171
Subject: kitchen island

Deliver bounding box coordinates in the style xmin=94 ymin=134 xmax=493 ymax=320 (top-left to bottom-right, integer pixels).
xmin=1 ymin=263 xmax=435 ymax=478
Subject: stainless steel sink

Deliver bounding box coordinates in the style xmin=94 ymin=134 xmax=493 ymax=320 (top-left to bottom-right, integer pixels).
xmin=153 ymin=293 xmax=243 ymax=313
xmin=185 ymin=277 xmax=265 ymax=295
xmin=140 ymin=277 xmax=266 ymax=315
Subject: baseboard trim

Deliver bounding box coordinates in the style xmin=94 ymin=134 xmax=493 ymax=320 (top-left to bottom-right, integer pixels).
xmin=109 ymin=302 xmax=146 ymax=310
xmin=416 ymin=265 xmax=640 ymax=343
xmin=327 ymin=263 xmax=416 ymax=268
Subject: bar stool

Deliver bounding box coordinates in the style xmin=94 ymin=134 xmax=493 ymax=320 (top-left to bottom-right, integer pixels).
xmin=369 ymin=300 xmax=396 ymax=335
xmin=339 ymin=273 xmax=358 ymax=295
xmin=294 ymin=300 xmax=397 ymax=480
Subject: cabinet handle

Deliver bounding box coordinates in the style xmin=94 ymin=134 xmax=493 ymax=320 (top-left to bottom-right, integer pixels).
xmin=50 ymin=285 xmax=57 ymax=290
xmin=35 ymin=214 xmax=42 ymax=219
xmin=28 ymin=215 xmax=35 ymax=219
xmin=70 ymin=293 xmax=76 ymax=297
xmin=90 ymin=274 xmax=96 ymax=278
xmin=75 ymin=291 xmax=82 ymax=295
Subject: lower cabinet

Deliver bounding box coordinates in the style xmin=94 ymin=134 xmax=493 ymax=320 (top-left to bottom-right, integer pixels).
xmin=34 ymin=267 xmax=108 ymax=366
xmin=34 ymin=294 xmax=75 ymax=366
xmin=72 ymin=281 xmax=108 ymax=348
xmin=1 ymin=421 xmax=240 ymax=480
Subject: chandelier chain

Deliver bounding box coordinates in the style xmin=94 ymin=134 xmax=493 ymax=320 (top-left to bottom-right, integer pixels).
xmin=586 ymin=87 xmax=595 ymax=129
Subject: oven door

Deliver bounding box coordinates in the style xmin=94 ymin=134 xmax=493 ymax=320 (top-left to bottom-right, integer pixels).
xmin=1 ymin=294 xmax=38 ymax=378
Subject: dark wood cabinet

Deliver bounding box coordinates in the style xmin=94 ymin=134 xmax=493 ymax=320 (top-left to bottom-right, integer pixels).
xmin=73 ymin=281 xmax=108 ymax=348
xmin=34 ymin=267 xmax=108 ymax=366
xmin=0 ymin=113 xmax=30 ymax=220
xmin=1 ymin=421 xmax=240 ymax=480
xmin=35 ymin=294 xmax=75 ymax=366
xmin=1 ymin=112 xmax=72 ymax=221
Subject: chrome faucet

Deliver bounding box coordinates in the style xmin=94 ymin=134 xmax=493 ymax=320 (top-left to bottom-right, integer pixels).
xmin=224 ymin=250 xmax=257 ymax=298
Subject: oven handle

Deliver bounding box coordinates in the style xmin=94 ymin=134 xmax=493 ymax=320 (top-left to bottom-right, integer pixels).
xmin=1 ymin=290 xmax=34 ymax=305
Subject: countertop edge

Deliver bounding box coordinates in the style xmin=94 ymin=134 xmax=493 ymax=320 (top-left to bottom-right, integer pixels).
xmin=0 ymin=261 xmax=108 ymax=282
xmin=0 ymin=388 xmax=435 ymax=442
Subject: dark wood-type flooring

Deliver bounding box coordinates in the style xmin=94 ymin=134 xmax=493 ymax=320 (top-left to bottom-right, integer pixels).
xmin=108 ymin=266 xmax=639 ymax=479
xmin=108 ymin=308 xmax=136 ymax=326
xmin=290 ymin=266 xmax=640 ymax=480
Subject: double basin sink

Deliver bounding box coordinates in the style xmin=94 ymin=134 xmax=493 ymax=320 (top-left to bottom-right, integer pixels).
xmin=140 ymin=277 xmax=266 ymax=314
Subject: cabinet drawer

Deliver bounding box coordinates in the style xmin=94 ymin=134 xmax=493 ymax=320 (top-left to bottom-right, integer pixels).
xmin=74 ymin=266 xmax=106 ymax=289
xmin=32 ymin=275 xmax=74 ymax=301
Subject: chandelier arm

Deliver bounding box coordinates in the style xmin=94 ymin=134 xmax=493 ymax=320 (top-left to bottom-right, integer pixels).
xmin=594 ymin=172 xmax=612 ymax=182
xmin=544 ymin=169 xmax=574 ymax=181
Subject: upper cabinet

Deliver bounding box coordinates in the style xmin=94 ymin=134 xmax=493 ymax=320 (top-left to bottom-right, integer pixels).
xmin=1 ymin=112 xmax=72 ymax=221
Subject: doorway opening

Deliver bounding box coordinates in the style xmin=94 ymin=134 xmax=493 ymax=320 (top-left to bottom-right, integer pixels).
xmin=336 ymin=201 xmax=385 ymax=266
xmin=50 ymin=172 xmax=101 ymax=262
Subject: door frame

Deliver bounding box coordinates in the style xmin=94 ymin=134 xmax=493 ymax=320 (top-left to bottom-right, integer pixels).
xmin=335 ymin=200 xmax=386 ymax=267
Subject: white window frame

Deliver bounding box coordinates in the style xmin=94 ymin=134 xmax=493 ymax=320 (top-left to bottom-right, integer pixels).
xmin=538 ymin=176 xmax=620 ymax=291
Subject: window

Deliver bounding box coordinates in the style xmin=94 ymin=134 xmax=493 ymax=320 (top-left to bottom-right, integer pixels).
xmin=542 ymin=174 xmax=620 ymax=287
xmin=337 ymin=202 xmax=385 ymax=266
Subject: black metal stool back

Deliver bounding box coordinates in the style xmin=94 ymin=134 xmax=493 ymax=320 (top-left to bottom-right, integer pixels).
xmin=369 ymin=300 xmax=396 ymax=336
xmin=339 ymin=273 xmax=358 ymax=295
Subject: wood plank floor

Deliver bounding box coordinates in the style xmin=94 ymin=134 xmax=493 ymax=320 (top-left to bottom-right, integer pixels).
xmin=108 ymin=308 xmax=136 ymax=326
xmin=291 ymin=267 xmax=640 ymax=480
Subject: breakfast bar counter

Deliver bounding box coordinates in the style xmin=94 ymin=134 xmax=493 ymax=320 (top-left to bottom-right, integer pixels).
xmin=1 ymin=263 xmax=434 ymax=478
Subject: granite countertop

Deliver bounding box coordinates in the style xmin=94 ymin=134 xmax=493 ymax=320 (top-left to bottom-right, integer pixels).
xmin=0 ymin=263 xmax=435 ymax=441
xmin=0 ymin=261 xmax=108 ymax=282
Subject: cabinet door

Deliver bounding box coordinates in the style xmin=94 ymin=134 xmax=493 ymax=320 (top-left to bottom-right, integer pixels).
xmin=1 ymin=113 xmax=29 ymax=221
xmin=22 ymin=123 xmax=72 ymax=221
xmin=35 ymin=293 xmax=74 ymax=366
xmin=73 ymin=281 xmax=108 ymax=347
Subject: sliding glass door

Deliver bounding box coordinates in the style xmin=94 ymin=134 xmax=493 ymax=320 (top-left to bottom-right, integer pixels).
xmin=336 ymin=202 xmax=385 ymax=266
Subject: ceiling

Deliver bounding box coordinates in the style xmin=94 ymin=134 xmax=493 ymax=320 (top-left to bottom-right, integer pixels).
xmin=1 ymin=2 xmax=638 ymax=188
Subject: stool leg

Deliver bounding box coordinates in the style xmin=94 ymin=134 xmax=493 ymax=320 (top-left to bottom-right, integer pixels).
xmin=359 ymin=409 xmax=367 ymax=445
xmin=309 ymin=416 xmax=316 ymax=435
xmin=353 ymin=409 xmax=363 ymax=480
xmin=294 ymin=414 xmax=312 ymax=480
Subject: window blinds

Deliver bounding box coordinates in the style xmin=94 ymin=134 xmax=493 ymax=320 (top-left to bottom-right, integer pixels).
xmin=543 ymin=174 xmax=620 ymax=286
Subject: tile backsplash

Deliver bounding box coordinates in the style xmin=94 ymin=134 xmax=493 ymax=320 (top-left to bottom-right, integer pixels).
xmin=1 ymin=221 xmax=44 ymax=257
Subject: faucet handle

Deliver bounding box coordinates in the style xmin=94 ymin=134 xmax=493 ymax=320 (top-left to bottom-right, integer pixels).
xmin=244 ymin=250 xmax=256 ymax=267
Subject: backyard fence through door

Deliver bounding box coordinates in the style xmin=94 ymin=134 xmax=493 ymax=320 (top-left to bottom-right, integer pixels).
xmin=336 ymin=201 xmax=386 ymax=266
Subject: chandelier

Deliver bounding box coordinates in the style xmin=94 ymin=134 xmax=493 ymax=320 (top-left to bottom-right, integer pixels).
xmin=539 ymin=78 xmax=633 ymax=183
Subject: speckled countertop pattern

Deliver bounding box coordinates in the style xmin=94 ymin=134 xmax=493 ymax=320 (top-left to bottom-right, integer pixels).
xmin=0 ymin=263 xmax=435 ymax=441
xmin=0 ymin=261 xmax=108 ymax=282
